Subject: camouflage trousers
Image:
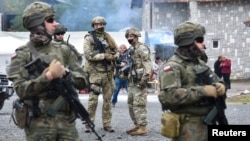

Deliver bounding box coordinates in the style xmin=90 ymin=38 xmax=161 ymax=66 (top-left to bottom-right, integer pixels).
xmin=87 ymin=71 xmax=114 ymax=127
xmin=172 ymin=122 xmax=207 ymax=141
xmin=24 ymin=113 xmax=81 ymax=141
xmin=127 ymin=85 xmax=148 ymax=126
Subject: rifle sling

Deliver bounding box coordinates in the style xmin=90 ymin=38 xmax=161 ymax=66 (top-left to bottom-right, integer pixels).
xmin=27 ymin=42 xmax=40 ymax=59
xmin=26 ymin=41 xmax=66 ymax=117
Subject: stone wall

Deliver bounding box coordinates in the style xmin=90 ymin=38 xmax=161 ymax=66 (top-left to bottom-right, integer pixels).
xmin=143 ymin=0 xmax=250 ymax=79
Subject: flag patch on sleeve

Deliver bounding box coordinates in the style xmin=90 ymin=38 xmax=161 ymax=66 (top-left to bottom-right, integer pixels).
xmin=164 ymin=66 xmax=171 ymax=72
xmin=11 ymin=53 xmax=17 ymax=60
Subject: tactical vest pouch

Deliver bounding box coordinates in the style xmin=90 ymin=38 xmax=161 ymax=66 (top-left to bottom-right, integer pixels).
xmin=12 ymin=99 xmax=28 ymax=129
xmin=135 ymin=68 xmax=144 ymax=79
xmin=90 ymin=83 xmax=101 ymax=95
xmin=161 ymin=112 xmax=180 ymax=138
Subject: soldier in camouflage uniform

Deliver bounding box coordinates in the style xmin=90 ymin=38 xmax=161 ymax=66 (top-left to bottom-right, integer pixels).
xmin=83 ymin=16 xmax=119 ymax=132
xmin=125 ymin=27 xmax=152 ymax=136
xmin=54 ymin=24 xmax=83 ymax=65
xmin=7 ymin=2 xmax=88 ymax=141
xmin=158 ymin=21 xmax=226 ymax=141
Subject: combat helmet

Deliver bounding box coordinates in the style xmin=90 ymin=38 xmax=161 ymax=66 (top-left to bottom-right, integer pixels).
xmin=174 ymin=21 xmax=205 ymax=46
xmin=125 ymin=27 xmax=141 ymax=38
xmin=54 ymin=24 xmax=67 ymax=34
xmin=91 ymin=16 xmax=106 ymax=27
xmin=22 ymin=1 xmax=55 ymax=30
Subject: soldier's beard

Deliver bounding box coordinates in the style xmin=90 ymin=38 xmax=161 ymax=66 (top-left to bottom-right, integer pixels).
xmin=189 ymin=44 xmax=203 ymax=59
xmin=29 ymin=25 xmax=52 ymax=46
xmin=189 ymin=44 xmax=202 ymax=59
xmin=176 ymin=43 xmax=202 ymax=63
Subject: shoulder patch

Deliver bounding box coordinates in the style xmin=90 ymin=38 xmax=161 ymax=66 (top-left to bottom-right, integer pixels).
xmin=164 ymin=66 xmax=171 ymax=72
xmin=11 ymin=53 xmax=17 ymax=60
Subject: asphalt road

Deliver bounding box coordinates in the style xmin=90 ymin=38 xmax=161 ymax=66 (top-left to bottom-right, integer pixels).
xmin=1 ymin=81 xmax=250 ymax=141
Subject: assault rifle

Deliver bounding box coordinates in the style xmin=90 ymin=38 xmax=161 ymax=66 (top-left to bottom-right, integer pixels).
xmin=89 ymin=31 xmax=111 ymax=81
xmin=24 ymin=58 xmax=103 ymax=141
xmin=120 ymin=49 xmax=134 ymax=74
xmin=195 ymin=66 xmax=228 ymax=125
xmin=120 ymin=48 xmax=137 ymax=84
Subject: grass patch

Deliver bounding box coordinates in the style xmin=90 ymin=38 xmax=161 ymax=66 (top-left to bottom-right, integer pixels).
xmin=230 ymin=79 xmax=250 ymax=83
xmin=226 ymin=94 xmax=250 ymax=103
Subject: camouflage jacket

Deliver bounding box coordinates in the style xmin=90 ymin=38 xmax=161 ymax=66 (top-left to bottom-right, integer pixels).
xmin=128 ymin=42 xmax=152 ymax=84
xmin=83 ymin=31 xmax=119 ymax=73
xmin=158 ymin=51 xmax=223 ymax=116
xmin=7 ymin=40 xmax=88 ymax=100
xmin=54 ymin=39 xmax=83 ymax=65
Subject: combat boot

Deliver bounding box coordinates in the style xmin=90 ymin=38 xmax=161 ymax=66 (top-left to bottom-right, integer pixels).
xmin=126 ymin=125 xmax=139 ymax=134
xmin=104 ymin=126 xmax=115 ymax=132
xmin=129 ymin=125 xmax=148 ymax=136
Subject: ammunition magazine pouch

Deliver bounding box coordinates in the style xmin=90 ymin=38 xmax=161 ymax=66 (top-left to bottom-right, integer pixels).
xmin=12 ymin=99 xmax=29 ymax=129
xmin=161 ymin=112 xmax=180 ymax=138
xmin=131 ymin=68 xmax=144 ymax=84
xmin=135 ymin=68 xmax=144 ymax=78
xmin=47 ymin=96 xmax=66 ymax=117
xmin=161 ymin=112 xmax=208 ymax=137
xmin=90 ymin=83 xmax=101 ymax=95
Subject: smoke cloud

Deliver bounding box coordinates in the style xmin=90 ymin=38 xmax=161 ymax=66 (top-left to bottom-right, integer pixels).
xmin=57 ymin=0 xmax=142 ymax=31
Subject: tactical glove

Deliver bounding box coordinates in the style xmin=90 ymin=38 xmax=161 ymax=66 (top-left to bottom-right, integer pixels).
xmin=203 ymin=85 xmax=217 ymax=98
xmin=47 ymin=60 xmax=65 ymax=80
xmin=104 ymin=53 xmax=116 ymax=61
xmin=214 ymin=83 xmax=226 ymax=96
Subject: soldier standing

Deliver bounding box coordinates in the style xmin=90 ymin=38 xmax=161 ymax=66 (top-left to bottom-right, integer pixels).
xmin=125 ymin=27 xmax=152 ymax=136
xmin=158 ymin=21 xmax=227 ymax=141
xmin=83 ymin=16 xmax=119 ymax=132
xmin=54 ymin=24 xmax=83 ymax=65
xmin=7 ymin=1 xmax=88 ymax=141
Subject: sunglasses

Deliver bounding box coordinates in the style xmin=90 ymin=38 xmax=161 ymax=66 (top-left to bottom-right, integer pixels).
xmin=46 ymin=17 xmax=55 ymax=23
xmin=195 ymin=37 xmax=204 ymax=43
xmin=55 ymin=32 xmax=65 ymax=35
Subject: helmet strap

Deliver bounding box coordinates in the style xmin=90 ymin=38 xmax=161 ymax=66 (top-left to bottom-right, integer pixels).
xmin=177 ymin=43 xmax=201 ymax=63
xmin=29 ymin=24 xmax=52 ymax=46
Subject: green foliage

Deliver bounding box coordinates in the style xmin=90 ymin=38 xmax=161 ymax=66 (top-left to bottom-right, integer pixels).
xmin=227 ymin=94 xmax=250 ymax=104
xmin=2 ymin=0 xmax=34 ymax=31
xmin=9 ymin=15 xmax=25 ymax=31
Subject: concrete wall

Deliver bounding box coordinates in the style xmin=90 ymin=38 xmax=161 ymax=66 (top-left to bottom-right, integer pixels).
xmin=143 ymin=0 xmax=250 ymax=79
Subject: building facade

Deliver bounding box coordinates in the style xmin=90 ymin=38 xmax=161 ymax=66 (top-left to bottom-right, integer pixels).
xmin=142 ymin=0 xmax=250 ymax=79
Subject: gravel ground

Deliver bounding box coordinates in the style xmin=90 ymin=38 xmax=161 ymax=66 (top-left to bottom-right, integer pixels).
xmin=1 ymin=81 xmax=250 ymax=141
